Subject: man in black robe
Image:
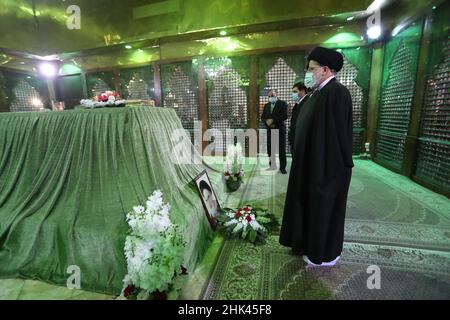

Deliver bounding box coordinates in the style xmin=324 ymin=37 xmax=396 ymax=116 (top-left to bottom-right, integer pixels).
xmin=261 ymin=89 xmax=288 ymax=174
xmin=280 ymin=47 xmax=354 ymax=266
xmin=288 ymin=82 xmax=309 ymax=151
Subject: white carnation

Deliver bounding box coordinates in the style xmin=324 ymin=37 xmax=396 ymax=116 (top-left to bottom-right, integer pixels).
xmin=133 ymin=205 xmax=145 ymax=214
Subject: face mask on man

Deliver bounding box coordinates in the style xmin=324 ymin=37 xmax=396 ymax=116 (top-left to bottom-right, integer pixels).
xmin=305 ymin=66 xmax=324 ymax=89
xmin=304 ymin=72 xmax=315 ymax=89
xmin=268 ymin=96 xmax=277 ymax=104
xmin=292 ymin=92 xmax=299 ymax=101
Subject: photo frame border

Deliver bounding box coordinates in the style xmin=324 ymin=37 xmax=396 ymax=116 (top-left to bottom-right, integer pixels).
xmin=193 ymin=170 xmax=220 ymax=230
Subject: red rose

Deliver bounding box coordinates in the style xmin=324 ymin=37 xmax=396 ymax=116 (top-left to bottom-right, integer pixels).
xmin=100 ymin=93 xmax=108 ymax=102
xmin=123 ymin=284 xmax=136 ymax=298
xmin=244 ymin=207 xmax=249 ymax=212
xmin=235 ymin=210 xmax=242 ymax=218
xmin=152 ymin=290 xmax=167 ymax=300
xmin=246 ymin=215 xmax=252 ymax=222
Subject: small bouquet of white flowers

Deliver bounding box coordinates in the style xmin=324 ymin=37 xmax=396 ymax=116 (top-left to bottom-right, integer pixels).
xmin=217 ymin=205 xmax=279 ymax=244
xmin=224 ymin=143 xmax=244 ymax=191
xmin=120 ymin=190 xmax=187 ymax=300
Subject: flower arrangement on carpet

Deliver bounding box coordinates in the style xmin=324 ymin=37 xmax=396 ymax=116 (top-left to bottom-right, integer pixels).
xmin=80 ymin=91 xmax=126 ymax=108
xmin=120 ymin=190 xmax=188 ymax=300
xmin=224 ymin=143 xmax=244 ymax=191
xmin=216 ymin=205 xmax=279 ymax=244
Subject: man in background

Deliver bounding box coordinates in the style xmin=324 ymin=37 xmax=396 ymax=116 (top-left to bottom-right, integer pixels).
xmin=288 ymin=82 xmax=309 ymax=151
xmin=261 ymin=89 xmax=288 ymax=174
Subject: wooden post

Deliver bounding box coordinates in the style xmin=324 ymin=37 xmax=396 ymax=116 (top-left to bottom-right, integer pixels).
xmin=152 ymin=62 xmax=162 ymax=106
xmin=248 ymin=55 xmax=258 ymax=131
xmin=113 ymin=68 xmax=121 ymax=94
xmin=81 ymin=72 xmax=88 ymax=98
xmin=366 ymin=41 xmax=385 ymax=159
xmin=402 ymin=16 xmax=432 ymax=177
xmin=0 ymin=97 xmax=6 ymax=112
xmin=197 ymin=57 xmax=208 ymax=153
xmin=0 ymin=76 xmax=7 ymax=112
xmin=47 ymin=79 xmax=57 ymax=110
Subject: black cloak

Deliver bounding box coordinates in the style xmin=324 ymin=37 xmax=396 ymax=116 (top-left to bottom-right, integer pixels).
xmin=279 ymin=78 xmax=354 ymax=264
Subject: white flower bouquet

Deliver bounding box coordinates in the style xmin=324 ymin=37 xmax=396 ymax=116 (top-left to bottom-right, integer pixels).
xmin=81 ymin=91 xmax=126 ymax=108
xmin=224 ymin=143 xmax=244 ymax=191
xmin=120 ymin=190 xmax=187 ymax=300
xmin=217 ymin=205 xmax=279 ymax=244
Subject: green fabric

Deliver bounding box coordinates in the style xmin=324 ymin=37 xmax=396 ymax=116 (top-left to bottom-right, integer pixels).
xmin=0 ymin=106 xmax=222 ymax=294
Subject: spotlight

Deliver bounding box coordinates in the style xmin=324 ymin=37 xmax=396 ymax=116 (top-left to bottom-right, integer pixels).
xmin=219 ymin=30 xmax=227 ymax=36
xmin=38 ymin=62 xmax=57 ymax=78
xmin=367 ymin=25 xmax=381 ymax=39
xmin=125 ymin=45 xmax=132 ymax=49
xmin=31 ymin=97 xmax=42 ymax=106
xmin=346 ymin=16 xmax=354 ymax=21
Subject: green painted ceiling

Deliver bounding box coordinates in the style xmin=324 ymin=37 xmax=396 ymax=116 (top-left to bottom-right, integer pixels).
xmin=0 ymin=0 xmax=374 ymax=55
xmin=0 ymin=0 xmax=443 ymax=73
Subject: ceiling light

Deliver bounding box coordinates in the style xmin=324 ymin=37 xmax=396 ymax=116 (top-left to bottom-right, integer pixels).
xmin=367 ymin=25 xmax=381 ymax=39
xmin=38 ymin=62 xmax=57 ymax=78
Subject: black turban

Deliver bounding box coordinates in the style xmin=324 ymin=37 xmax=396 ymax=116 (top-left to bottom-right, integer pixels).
xmin=307 ymin=47 xmax=344 ymax=72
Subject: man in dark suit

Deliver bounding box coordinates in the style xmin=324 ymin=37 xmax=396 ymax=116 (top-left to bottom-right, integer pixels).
xmin=261 ymin=89 xmax=288 ymax=174
xmin=288 ymin=82 xmax=309 ymax=151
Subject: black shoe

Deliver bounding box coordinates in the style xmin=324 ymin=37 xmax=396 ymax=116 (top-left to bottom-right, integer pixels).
xmin=280 ymin=169 xmax=287 ymax=174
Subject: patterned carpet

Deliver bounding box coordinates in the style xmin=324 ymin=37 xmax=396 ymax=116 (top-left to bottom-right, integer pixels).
xmin=203 ymin=158 xmax=450 ymax=300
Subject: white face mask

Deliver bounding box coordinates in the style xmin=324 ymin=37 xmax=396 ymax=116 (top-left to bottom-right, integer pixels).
xmin=268 ymin=97 xmax=277 ymax=104
xmin=304 ymin=72 xmax=315 ymax=89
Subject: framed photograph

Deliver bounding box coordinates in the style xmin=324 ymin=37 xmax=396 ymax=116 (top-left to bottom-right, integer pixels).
xmin=194 ymin=170 xmax=221 ymax=229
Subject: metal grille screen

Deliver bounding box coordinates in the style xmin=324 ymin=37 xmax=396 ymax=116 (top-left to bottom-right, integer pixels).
xmin=376 ymin=39 xmax=418 ymax=168
xmin=415 ymin=35 xmax=450 ymax=191
xmin=86 ymin=72 xmax=115 ymax=97
xmin=336 ymin=57 xmax=365 ymax=154
xmin=205 ymin=57 xmax=249 ymax=154
xmin=10 ymin=80 xmax=45 ymax=112
xmin=161 ymin=62 xmax=199 ymax=141
xmin=0 ymin=71 xmax=49 ymax=111
xmin=118 ymin=66 xmax=154 ymax=100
